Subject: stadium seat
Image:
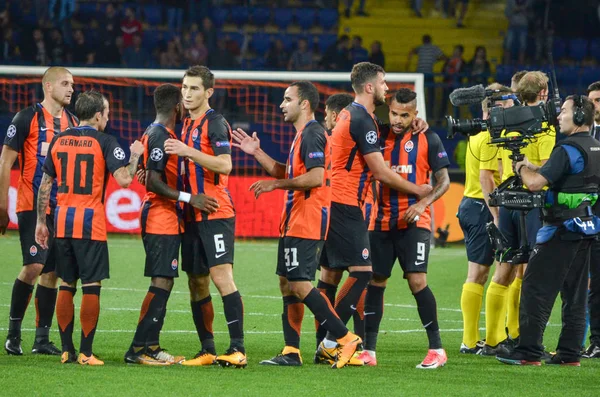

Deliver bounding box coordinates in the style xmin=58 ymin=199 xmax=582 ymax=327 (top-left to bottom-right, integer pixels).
xmin=211 ymin=8 xmax=228 ymax=29
xmin=274 ymin=9 xmax=293 ymax=30
xmin=251 ymin=32 xmax=271 ymax=56
xmin=274 ymin=34 xmax=294 ymax=52
xmin=252 ymin=7 xmax=271 ymax=27
xmin=142 ymin=5 xmax=162 ymax=26
xmin=77 ymin=3 xmax=99 ymax=19
xmin=296 ymin=8 xmax=316 ymax=30
xmin=231 ymin=6 xmax=250 ymax=26
xmin=318 ymin=9 xmax=338 ymax=30
xmin=552 ymin=37 xmax=567 ymax=60
xmin=556 ymin=66 xmax=580 ymax=86
xmin=581 ymin=66 xmax=598 ymax=86
xmin=589 ymin=38 xmax=600 ymax=59
xmin=143 ymin=30 xmax=160 ymax=50
xmin=317 ymin=34 xmax=337 ymax=53
xmin=495 ymin=64 xmax=516 ymax=84
xmin=568 ymin=38 xmax=588 ymax=61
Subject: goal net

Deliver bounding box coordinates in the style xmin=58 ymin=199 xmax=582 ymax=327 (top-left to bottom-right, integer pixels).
xmin=0 ymin=66 xmax=425 ymax=238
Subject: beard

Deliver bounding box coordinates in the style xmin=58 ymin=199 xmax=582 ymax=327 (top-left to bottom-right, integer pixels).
xmin=374 ymin=93 xmax=386 ymax=107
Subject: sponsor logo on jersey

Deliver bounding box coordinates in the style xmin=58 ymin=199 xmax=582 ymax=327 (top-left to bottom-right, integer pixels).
xmin=215 ymin=141 xmax=230 ymax=147
xmin=391 ymin=164 xmax=413 ymax=174
xmin=308 ymin=151 xmax=324 ymax=158
xmin=438 ymin=151 xmax=448 ymax=158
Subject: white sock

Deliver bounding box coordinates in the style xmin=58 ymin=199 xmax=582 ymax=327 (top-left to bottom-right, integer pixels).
xmin=434 ymin=348 xmax=445 ymax=354
xmin=366 ymin=350 xmax=376 ymax=358
xmin=323 ymin=338 xmax=337 ymax=348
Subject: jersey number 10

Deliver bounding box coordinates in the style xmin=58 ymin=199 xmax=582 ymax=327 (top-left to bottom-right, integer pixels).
xmin=56 ymin=152 xmax=94 ymax=195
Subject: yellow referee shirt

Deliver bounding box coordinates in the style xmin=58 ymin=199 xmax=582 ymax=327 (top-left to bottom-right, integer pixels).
xmin=463 ymin=130 xmax=500 ymax=199
xmin=500 ymin=124 xmax=556 ymax=182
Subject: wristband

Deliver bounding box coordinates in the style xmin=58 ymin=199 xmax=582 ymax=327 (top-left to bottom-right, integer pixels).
xmin=517 ymin=164 xmax=526 ymax=176
xmin=178 ymin=192 xmax=191 ymax=203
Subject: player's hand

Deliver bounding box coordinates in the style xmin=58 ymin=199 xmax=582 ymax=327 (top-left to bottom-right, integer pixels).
xmin=513 ymin=156 xmax=531 ymax=175
xmin=135 ymin=167 xmax=146 ymax=185
xmin=164 ymin=138 xmax=190 ymax=157
xmin=35 ymin=223 xmax=49 ymax=249
xmin=130 ymin=140 xmax=145 ymax=157
xmin=412 ymin=117 xmax=429 ymax=134
xmin=0 ymin=207 xmax=9 ymax=235
xmin=190 ymin=194 xmax=219 ymax=213
xmin=249 ymin=179 xmax=277 ymax=199
xmin=415 ymin=184 xmax=433 ymax=199
xmin=404 ymin=200 xmax=428 ymax=223
xmin=232 ymin=128 xmax=260 ymax=156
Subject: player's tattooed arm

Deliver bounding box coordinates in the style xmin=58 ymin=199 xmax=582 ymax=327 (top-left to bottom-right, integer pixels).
xmin=113 ymin=141 xmax=144 ymax=188
xmin=36 ymin=173 xmax=54 ymax=225
xmin=403 ymin=167 xmax=449 ymax=223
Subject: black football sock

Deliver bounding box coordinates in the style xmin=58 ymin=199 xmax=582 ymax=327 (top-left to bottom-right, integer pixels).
xmin=34 ymin=284 xmax=58 ymax=343
xmin=56 ymin=286 xmax=76 ymax=353
xmin=282 ymin=295 xmax=304 ymax=349
xmin=315 ymin=280 xmax=337 ymax=347
xmin=325 ymin=271 xmax=372 ymax=341
xmin=353 ymin=287 xmax=367 ymax=340
xmin=414 ymin=285 xmax=442 ymax=349
xmin=222 ymin=291 xmax=244 ymax=353
xmin=8 ymin=279 xmax=34 ymax=338
xmin=191 ymin=295 xmax=216 ymax=354
xmin=143 ymin=287 xmax=170 ymax=348
xmin=303 ymin=288 xmax=347 ymax=340
xmin=80 ymin=286 xmax=101 ymax=357
xmin=364 ymin=285 xmax=385 ymax=351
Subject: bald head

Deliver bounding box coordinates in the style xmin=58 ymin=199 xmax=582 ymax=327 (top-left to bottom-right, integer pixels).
xmin=42 ymin=67 xmax=72 ymax=87
xmin=41 ymin=67 xmax=74 ymax=107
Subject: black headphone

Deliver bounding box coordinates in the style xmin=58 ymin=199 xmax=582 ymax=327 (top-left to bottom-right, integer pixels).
xmin=573 ymin=94 xmax=585 ymax=127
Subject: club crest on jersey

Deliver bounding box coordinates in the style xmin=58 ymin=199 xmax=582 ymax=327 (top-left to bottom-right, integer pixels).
xmin=150 ymin=148 xmax=163 ymax=162
xmin=171 ymin=259 xmax=178 ymax=270
xmin=29 ymin=245 xmax=38 ymax=256
xmin=365 ymin=130 xmax=378 ymax=145
xmin=6 ymin=124 xmax=16 ymax=138
xmin=113 ymin=147 xmax=126 ymax=160
xmin=362 ymin=248 xmax=369 ymax=260
xmin=404 ymin=140 xmax=414 ymax=153
xmin=192 ymin=129 xmax=199 ymax=142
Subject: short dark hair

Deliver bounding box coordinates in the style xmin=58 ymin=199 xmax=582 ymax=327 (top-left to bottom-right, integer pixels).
xmin=154 ymin=84 xmax=181 ymax=116
xmin=351 ymin=62 xmax=385 ymax=94
xmin=455 ymin=44 xmax=464 ymax=53
xmin=325 ymin=93 xmax=353 ymax=114
xmin=587 ymin=81 xmax=600 ymax=94
xmin=566 ymin=95 xmax=595 ymax=128
xmin=184 ymin=65 xmax=215 ymax=89
xmin=289 ymin=81 xmax=320 ymax=112
xmin=392 ymin=88 xmax=417 ymax=104
xmin=511 ymin=70 xmax=529 ymax=86
xmin=423 ymin=35 xmax=432 ymax=44
xmin=75 ymin=90 xmax=107 ymax=121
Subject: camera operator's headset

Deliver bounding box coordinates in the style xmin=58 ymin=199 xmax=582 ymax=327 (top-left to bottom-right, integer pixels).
xmin=573 ymin=95 xmax=585 ymax=127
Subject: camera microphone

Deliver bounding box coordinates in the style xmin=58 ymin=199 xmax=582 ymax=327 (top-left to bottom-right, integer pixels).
xmin=449 ymin=85 xmax=487 ymax=106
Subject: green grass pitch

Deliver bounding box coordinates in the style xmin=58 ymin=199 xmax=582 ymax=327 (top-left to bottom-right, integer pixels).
xmin=0 ymin=232 xmax=598 ymax=396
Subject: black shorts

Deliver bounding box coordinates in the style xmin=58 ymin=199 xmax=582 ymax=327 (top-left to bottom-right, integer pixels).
xmin=276 ymin=237 xmax=324 ymax=281
xmin=17 ymin=210 xmax=56 ymax=272
xmin=498 ymin=206 xmax=542 ymax=262
xmin=457 ymin=197 xmax=494 ymax=266
xmin=370 ymin=226 xmax=431 ymax=278
xmin=181 ymin=217 xmax=235 ymax=275
xmin=142 ymin=232 xmax=181 ymax=278
xmin=55 ymin=238 xmax=109 ymax=284
xmin=322 ymin=202 xmax=371 ymax=269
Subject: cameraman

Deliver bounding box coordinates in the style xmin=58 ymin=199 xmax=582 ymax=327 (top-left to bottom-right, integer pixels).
xmin=481 ymin=71 xmax=556 ymax=356
xmin=498 ymin=95 xmax=600 ymax=366
xmin=457 ymin=83 xmax=511 ymax=354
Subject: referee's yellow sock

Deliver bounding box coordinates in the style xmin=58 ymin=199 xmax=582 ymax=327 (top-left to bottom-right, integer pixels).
xmin=506 ymin=277 xmax=522 ymax=339
xmin=485 ymin=282 xmax=509 ymax=347
xmin=461 ymin=282 xmax=484 ymax=348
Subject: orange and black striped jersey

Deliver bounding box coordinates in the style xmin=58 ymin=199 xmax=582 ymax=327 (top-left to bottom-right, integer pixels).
xmin=280 ymin=120 xmax=331 ymax=240
xmin=330 ymin=102 xmax=381 ymax=208
xmin=140 ymin=123 xmax=184 ymax=235
xmin=369 ymin=126 xmax=449 ymax=232
xmin=181 ymin=109 xmax=235 ymax=222
xmin=43 ymin=126 xmax=128 ymax=241
xmin=3 ymin=103 xmax=78 ymax=212
xmin=362 ymin=180 xmax=375 ymax=227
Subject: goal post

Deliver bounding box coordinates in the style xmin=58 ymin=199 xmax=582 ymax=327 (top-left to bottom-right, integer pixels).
xmin=0 ymin=66 xmax=426 ymax=238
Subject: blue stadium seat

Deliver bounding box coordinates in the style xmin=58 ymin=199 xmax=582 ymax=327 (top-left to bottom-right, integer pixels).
xmin=231 ymin=6 xmax=249 ymax=26
xmin=78 ymin=3 xmax=99 ymax=19
xmin=274 ymin=9 xmax=293 ymax=30
xmin=274 ymin=34 xmax=294 ymax=52
xmin=143 ymin=30 xmax=160 ymax=50
xmin=557 ymin=66 xmax=579 ymax=85
xmin=568 ymin=38 xmax=588 ymax=61
xmin=252 ymin=7 xmax=271 ymax=27
xmin=495 ymin=64 xmax=516 ymax=84
xmin=211 ymin=8 xmax=228 ymax=29
xmin=552 ymin=37 xmax=567 ymax=60
xmin=581 ymin=66 xmax=598 ymax=86
xmin=589 ymin=38 xmax=600 ymax=59
xmin=317 ymin=34 xmax=337 ymax=53
xmin=318 ymin=9 xmax=338 ymax=30
xmin=142 ymin=5 xmax=162 ymax=26
xmin=296 ymin=8 xmax=316 ymax=30
xmin=251 ymin=32 xmax=271 ymax=56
